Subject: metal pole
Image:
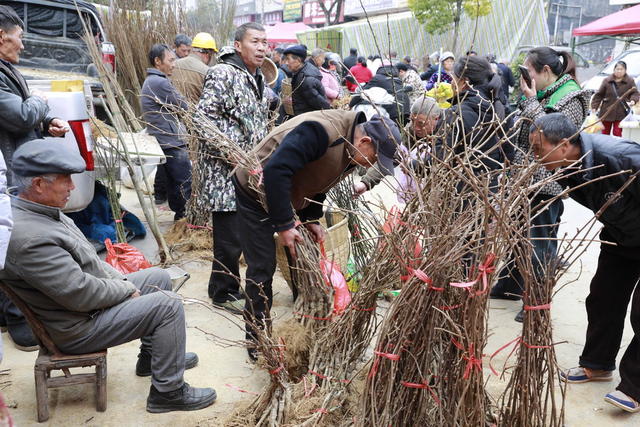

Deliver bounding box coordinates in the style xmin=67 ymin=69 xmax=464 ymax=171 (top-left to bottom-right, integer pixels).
xmin=261 ymin=0 xmax=265 ymax=24
xmin=578 ymin=7 xmax=582 ymax=29
xmin=553 ymin=3 xmax=560 ymax=45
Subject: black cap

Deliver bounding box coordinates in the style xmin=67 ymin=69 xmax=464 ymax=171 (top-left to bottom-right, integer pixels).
xmin=283 ymin=44 xmax=307 ymax=60
xmin=362 ymin=115 xmax=400 ymax=175
xmin=12 ymin=139 xmax=86 ymax=177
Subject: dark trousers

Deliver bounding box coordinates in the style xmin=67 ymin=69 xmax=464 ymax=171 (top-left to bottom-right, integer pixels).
xmin=208 ymin=211 xmax=243 ymax=303
xmin=0 ymin=290 xmax=26 ymax=327
xmin=161 ymin=147 xmax=192 ymax=220
xmin=154 ymin=164 xmax=167 ymax=202
xmin=493 ymin=195 xmax=564 ymax=295
xmin=579 ymin=230 xmax=640 ymax=401
xmin=234 ymin=184 xmax=277 ymax=341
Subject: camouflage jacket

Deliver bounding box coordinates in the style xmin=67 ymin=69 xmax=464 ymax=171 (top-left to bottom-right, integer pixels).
xmin=195 ymin=46 xmax=270 ymax=212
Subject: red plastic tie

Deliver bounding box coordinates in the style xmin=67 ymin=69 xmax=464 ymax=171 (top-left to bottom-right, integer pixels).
xmin=400 ymin=380 xmax=441 ymax=405
xmin=249 ymin=167 xmax=263 ymax=186
xmin=449 ymin=253 xmax=497 ymax=295
xmin=308 ymin=369 xmax=350 ymax=384
xmin=224 ymin=383 xmax=260 ymax=396
xmin=269 ymin=365 xmax=284 ymax=375
xmin=524 ymin=303 xmax=551 ymax=311
xmin=373 ymin=350 xmax=401 ymax=361
xmin=451 ymin=339 xmax=483 ymax=379
xmin=368 ymin=350 xmax=401 ymax=379
xmin=438 ymin=304 xmax=462 ymax=311
xmin=488 ymin=336 xmax=522 ymax=376
xmin=488 ymin=336 xmax=556 ymax=376
xmin=186 ymin=223 xmax=213 ymax=231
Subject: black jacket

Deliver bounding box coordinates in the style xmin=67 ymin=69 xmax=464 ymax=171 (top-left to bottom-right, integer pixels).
xmin=290 ymin=60 xmax=330 ymax=116
xmin=343 ymin=54 xmax=358 ymax=71
xmin=497 ymin=63 xmax=515 ymax=103
xmin=421 ymin=64 xmax=440 ymax=81
xmin=560 ymin=132 xmax=640 ymax=247
xmin=361 ymin=65 xmax=410 ymax=121
xmin=439 ymin=85 xmax=509 ymax=174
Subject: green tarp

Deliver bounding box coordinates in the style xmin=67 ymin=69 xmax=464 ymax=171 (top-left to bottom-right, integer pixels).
xmin=296 ymin=0 xmax=548 ymax=64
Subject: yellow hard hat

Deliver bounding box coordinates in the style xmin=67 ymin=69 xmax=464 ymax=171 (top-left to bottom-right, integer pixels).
xmin=191 ymin=32 xmax=217 ymax=52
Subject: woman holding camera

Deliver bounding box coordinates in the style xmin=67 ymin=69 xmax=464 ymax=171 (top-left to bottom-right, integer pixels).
xmin=490 ymin=47 xmax=593 ymax=321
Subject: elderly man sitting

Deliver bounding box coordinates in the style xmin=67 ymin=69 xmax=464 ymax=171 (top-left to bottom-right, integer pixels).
xmin=0 ymin=140 xmax=216 ymax=413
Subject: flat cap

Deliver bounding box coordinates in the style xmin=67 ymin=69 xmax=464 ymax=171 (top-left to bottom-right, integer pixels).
xmin=283 ymin=44 xmax=308 ymax=60
xmin=362 ymin=115 xmax=401 ymax=176
xmin=12 ymin=139 xmax=86 ymax=177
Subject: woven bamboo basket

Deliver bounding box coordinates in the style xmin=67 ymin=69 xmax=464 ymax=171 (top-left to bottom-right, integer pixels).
xmin=275 ymin=211 xmax=351 ymax=290
xmin=280 ymin=78 xmax=295 ymax=116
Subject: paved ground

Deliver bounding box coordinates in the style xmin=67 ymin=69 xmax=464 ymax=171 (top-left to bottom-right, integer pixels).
xmin=2 ymin=181 xmax=638 ymax=426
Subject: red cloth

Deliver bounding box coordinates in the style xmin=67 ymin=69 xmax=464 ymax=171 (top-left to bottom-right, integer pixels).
xmin=347 ymin=63 xmax=373 ymax=92
xmin=602 ymin=120 xmax=622 ymax=137
xmin=573 ymin=4 xmax=640 ymax=36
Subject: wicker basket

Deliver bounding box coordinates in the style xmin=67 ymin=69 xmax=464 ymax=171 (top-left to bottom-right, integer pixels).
xmin=275 ymin=211 xmax=351 ymax=290
xmin=281 ymin=78 xmax=295 ymax=116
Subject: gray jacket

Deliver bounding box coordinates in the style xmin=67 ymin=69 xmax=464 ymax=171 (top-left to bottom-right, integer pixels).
xmin=560 ymin=133 xmax=640 ymax=247
xmin=0 ymin=152 xmax=11 ymax=270
xmin=140 ymin=68 xmax=189 ymax=148
xmin=0 ymin=59 xmax=53 ymax=183
xmin=0 ymin=197 xmax=136 ymax=344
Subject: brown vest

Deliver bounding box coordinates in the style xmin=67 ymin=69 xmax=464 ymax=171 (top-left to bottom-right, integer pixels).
xmin=170 ymin=54 xmax=209 ymax=104
xmin=236 ymin=110 xmax=366 ymax=210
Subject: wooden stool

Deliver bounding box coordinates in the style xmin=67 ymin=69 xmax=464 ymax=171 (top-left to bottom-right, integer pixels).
xmin=0 ymin=281 xmax=107 ymax=422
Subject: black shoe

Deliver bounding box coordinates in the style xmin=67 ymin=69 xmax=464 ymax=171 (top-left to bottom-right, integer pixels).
xmin=0 ymin=311 xmax=6 ymax=333
xmin=146 ymin=382 xmax=216 ymax=413
xmin=8 ymin=322 xmax=39 ymax=352
xmin=247 ymin=347 xmax=259 ymax=363
xmin=136 ymin=352 xmax=199 ymax=377
xmin=514 ymin=309 xmax=524 ymax=323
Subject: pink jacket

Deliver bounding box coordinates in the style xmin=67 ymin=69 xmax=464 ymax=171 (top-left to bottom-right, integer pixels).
xmin=319 ymin=67 xmax=340 ymax=101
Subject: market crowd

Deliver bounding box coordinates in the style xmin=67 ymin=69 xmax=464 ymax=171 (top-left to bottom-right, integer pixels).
xmin=2 ymin=4 xmax=640 ymax=417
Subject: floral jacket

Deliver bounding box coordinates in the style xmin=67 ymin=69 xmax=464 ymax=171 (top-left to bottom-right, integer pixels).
xmin=402 ymin=68 xmax=425 ymax=106
xmin=512 ymin=74 xmax=592 ymax=196
xmin=195 ymin=46 xmax=270 ymax=212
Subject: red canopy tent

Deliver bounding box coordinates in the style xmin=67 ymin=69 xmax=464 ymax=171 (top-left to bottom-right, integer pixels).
xmin=265 ymin=22 xmax=311 ymax=45
xmin=573 ymin=4 xmax=640 ymax=36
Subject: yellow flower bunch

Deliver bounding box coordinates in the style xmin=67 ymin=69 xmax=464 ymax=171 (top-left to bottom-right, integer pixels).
xmin=426 ymin=82 xmax=454 ymax=109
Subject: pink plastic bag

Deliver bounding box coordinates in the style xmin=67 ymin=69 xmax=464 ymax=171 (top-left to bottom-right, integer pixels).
xmin=319 ymin=243 xmax=351 ymax=315
xmin=104 ymin=238 xmax=152 ymax=274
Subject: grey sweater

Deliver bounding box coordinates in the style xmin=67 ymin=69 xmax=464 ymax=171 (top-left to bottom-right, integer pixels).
xmin=0 ymin=197 xmax=136 ymax=344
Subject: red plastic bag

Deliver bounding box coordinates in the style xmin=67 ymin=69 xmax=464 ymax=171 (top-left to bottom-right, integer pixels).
xmin=319 ymin=243 xmax=351 ymax=315
xmin=104 ymin=238 xmax=152 ymax=274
